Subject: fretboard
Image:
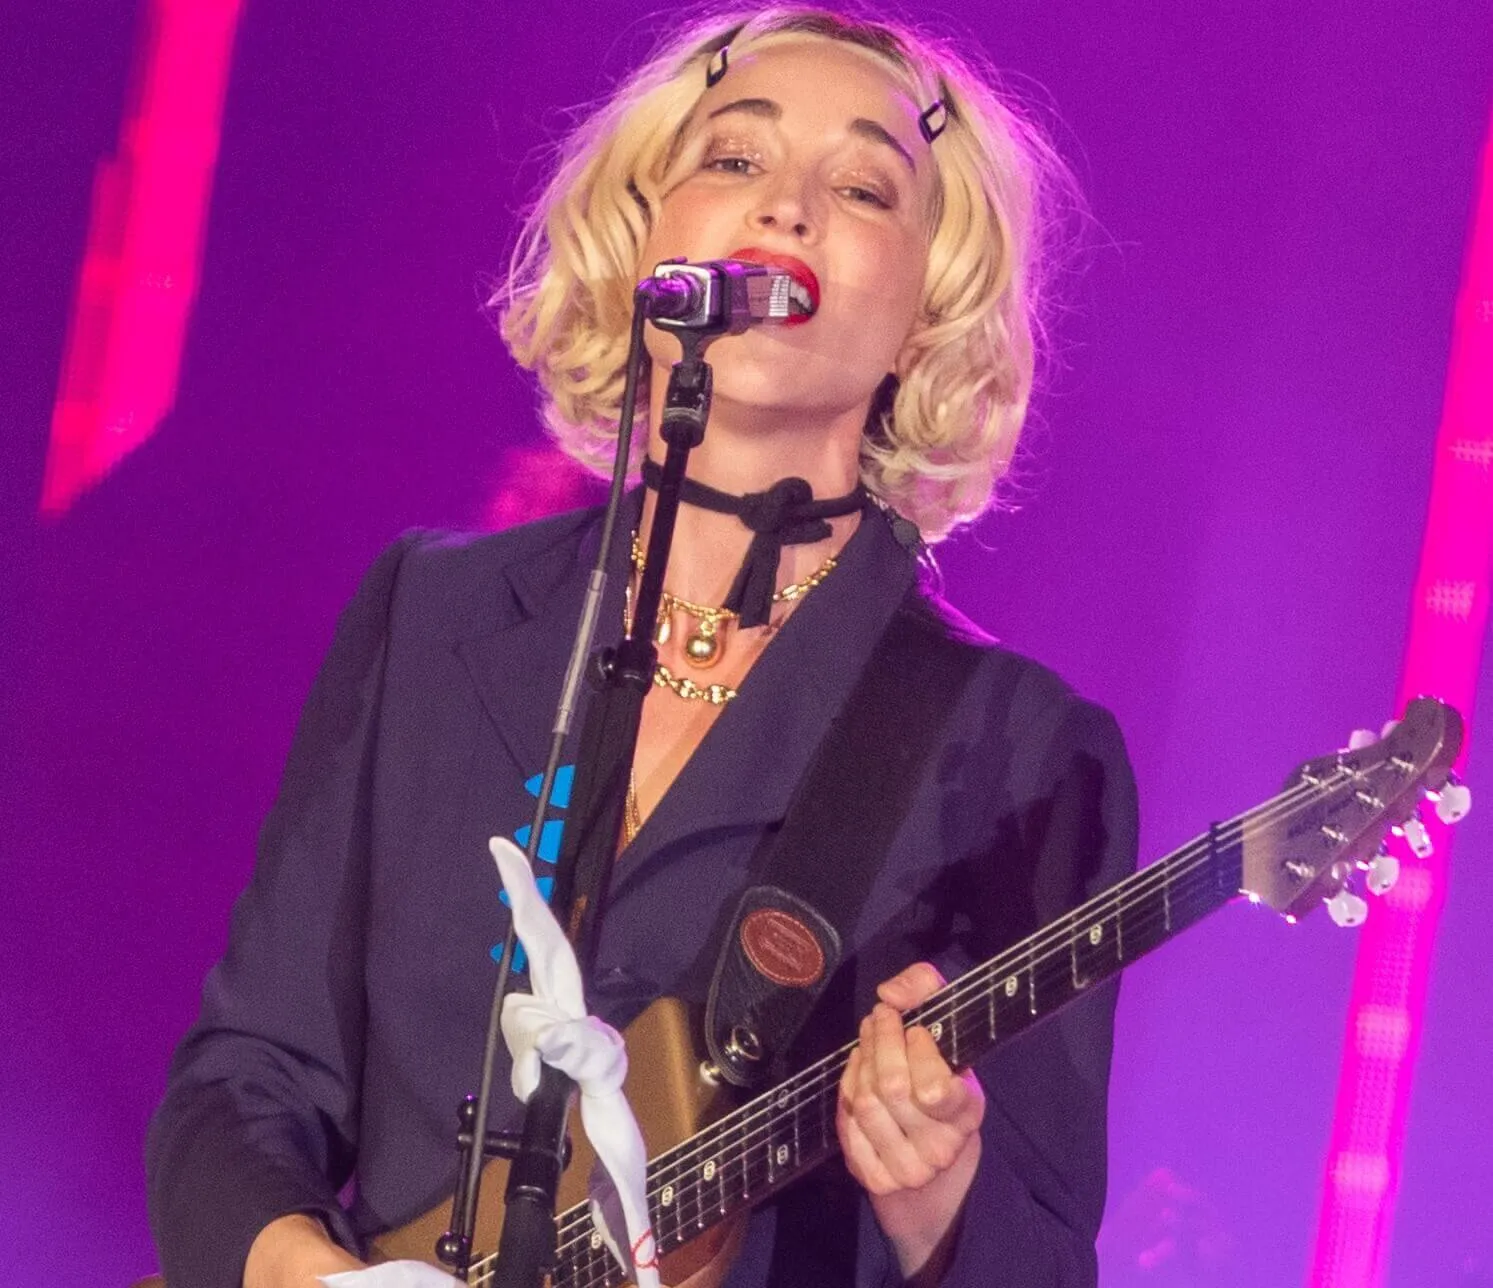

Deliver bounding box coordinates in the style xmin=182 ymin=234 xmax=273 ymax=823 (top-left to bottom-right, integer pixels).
xmin=471 ymin=790 xmax=1283 ymax=1288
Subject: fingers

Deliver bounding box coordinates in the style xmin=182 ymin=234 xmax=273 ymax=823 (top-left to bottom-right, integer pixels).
xmin=837 ymin=967 xmax=986 ymax=1199
xmin=875 ymin=960 xmax=944 ymax=1011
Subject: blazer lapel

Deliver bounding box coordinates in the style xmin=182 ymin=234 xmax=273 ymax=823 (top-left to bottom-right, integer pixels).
xmin=456 ymin=503 xmax=633 ymax=778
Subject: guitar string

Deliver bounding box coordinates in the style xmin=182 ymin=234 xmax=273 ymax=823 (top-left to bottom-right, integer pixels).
xmin=529 ymin=768 xmax=1364 ymax=1287
xmin=617 ymin=770 xmax=1337 ymax=1188
xmin=534 ymin=767 xmax=1373 ymax=1288
xmin=527 ymin=774 xmax=1349 ymax=1288
xmin=474 ymin=765 xmax=1371 ymax=1286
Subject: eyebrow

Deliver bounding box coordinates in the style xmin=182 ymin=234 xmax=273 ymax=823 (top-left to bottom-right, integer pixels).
xmin=705 ymin=97 xmax=918 ymax=174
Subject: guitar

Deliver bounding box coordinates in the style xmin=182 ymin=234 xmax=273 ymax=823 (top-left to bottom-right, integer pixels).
xmin=368 ymin=696 xmax=1466 ymax=1287
xmin=138 ymin=697 xmax=1466 ymax=1288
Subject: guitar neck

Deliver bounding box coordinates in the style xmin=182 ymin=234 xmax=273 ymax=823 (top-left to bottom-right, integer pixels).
xmin=476 ymin=801 xmax=1261 ymax=1288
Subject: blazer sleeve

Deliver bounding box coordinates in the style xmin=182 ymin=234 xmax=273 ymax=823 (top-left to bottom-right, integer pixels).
xmin=928 ymin=691 xmax=1139 ymax=1288
xmin=145 ymin=531 xmax=425 ymax=1288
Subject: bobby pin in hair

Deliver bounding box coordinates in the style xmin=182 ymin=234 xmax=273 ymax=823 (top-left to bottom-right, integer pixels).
xmin=706 ymin=45 xmax=730 ymax=88
xmin=918 ymin=99 xmax=948 ymax=143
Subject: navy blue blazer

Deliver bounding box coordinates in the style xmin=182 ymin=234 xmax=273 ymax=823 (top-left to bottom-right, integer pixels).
xmin=146 ymin=497 xmax=1138 ymax=1288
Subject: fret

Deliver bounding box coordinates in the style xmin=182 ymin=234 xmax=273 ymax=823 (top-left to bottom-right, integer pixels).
xmin=989 ymin=960 xmax=1034 ymax=1040
xmin=1068 ymin=905 xmax=1122 ymax=991
xmin=785 ymin=1087 xmax=801 ymax=1178
xmin=1170 ymin=850 xmax=1220 ymax=935
xmin=655 ymin=1170 xmax=677 ymax=1243
xmin=690 ymin=1154 xmax=705 ymax=1230
xmin=1117 ymin=862 xmax=1178 ymax=960
xmin=702 ymin=1151 xmax=722 ymax=1223
xmin=924 ymin=1009 xmax=952 ymax=1066
xmin=725 ymin=1119 xmax=746 ymax=1211
xmin=580 ymin=1226 xmax=608 ymax=1288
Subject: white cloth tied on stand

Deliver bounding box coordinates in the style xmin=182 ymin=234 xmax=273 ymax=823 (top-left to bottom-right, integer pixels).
xmin=318 ymin=837 xmax=659 ymax=1288
xmin=489 ymin=835 xmax=661 ymax=1288
xmin=320 ymin=1266 xmax=460 ymax=1288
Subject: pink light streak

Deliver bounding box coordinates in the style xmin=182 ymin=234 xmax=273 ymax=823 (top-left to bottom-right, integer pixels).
xmin=1307 ymin=109 xmax=1493 ymax=1287
xmin=39 ymin=0 xmax=244 ymax=517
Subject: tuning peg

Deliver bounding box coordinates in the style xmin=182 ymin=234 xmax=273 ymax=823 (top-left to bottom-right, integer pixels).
xmin=1380 ymin=718 xmax=1400 ymax=739
xmin=1434 ymin=778 xmax=1471 ymax=825
xmin=1347 ymin=728 xmax=1379 ymax=750
xmin=1326 ymin=888 xmax=1369 ymax=927
xmin=1365 ymin=851 xmax=1401 ymax=896
xmin=1401 ymin=815 xmax=1433 ymax=858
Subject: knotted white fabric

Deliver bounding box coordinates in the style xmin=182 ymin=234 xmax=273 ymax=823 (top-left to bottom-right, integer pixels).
xmin=319 ymin=1265 xmax=459 ymax=1287
xmin=489 ymin=835 xmax=661 ymax=1288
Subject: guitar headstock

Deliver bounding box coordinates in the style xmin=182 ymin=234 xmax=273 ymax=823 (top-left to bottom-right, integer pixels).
xmin=1241 ymin=696 xmax=1467 ymax=923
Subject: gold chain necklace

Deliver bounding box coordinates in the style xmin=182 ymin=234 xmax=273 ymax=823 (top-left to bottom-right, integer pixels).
xmin=628 ymin=531 xmax=838 ymax=673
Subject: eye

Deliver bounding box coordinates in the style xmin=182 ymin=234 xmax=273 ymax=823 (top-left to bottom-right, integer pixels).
xmin=699 ymin=136 xmax=764 ymax=177
xmin=840 ymin=184 xmax=892 ymax=209
xmin=704 ymin=154 xmax=759 ymax=176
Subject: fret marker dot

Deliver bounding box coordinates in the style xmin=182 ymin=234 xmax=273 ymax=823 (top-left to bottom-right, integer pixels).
xmin=590 ymin=1232 xmax=603 ymax=1249
xmin=930 ymin=1020 xmax=943 ymax=1040
xmin=703 ymin=1160 xmax=717 ymax=1181
xmin=1088 ymin=924 xmax=1103 ymax=946
xmin=776 ymin=1145 xmax=789 ymax=1165
xmin=662 ymin=1185 xmax=675 ymax=1206
xmin=1004 ymin=976 xmax=1019 ymax=997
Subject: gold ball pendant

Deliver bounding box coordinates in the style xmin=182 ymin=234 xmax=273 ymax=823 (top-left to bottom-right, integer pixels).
xmin=684 ymin=626 xmax=723 ymax=667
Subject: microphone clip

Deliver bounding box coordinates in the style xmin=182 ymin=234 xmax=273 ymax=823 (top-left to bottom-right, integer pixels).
xmin=636 ymin=259 xmax=805 ymax=336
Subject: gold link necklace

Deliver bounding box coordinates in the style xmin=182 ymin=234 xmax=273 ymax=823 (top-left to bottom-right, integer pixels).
xmin=628 ymin=531 xmax=838 ymax=681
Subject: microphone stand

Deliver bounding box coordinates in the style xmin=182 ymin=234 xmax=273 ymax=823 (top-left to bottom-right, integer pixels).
xmin=437 ymin=288 xmax=729 ymax=1288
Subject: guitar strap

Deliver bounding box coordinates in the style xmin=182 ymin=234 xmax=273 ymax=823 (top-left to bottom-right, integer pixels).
xmin=703 ymin=585 xmax=982 ymax=1087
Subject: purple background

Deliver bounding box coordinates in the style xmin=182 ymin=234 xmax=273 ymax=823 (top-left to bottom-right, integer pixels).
xmin=3 ymin=2 xmax=1491 ymax=1284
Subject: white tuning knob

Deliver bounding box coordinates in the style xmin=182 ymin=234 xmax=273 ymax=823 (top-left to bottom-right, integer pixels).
xmin=1401 ymin=816 xmax=1433 ymax=858
xmin=1435 ymin=781 xmax=1471 ymax=825
xmin=1365 ymin=851 xmax=1401 ymax=896
xmin=1347 ymin=729 xmax=1379 ymax=750
xmin=1380 ymin=718 xmax=1401 ymax=739
xmin=1326 ymin=888 xmax=1369 ymax=927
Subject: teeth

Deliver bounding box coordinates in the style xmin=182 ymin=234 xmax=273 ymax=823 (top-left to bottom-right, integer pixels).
xmin=787 ymin=281 xmax=813 ymax=315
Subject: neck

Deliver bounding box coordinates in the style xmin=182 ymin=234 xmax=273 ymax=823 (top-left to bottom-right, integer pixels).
xmin=640 ymin=373 xmax=866 ymax=606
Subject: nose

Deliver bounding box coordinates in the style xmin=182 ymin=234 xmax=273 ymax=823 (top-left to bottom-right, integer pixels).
xmin=748 ymin=171 xmax=819 ymax=242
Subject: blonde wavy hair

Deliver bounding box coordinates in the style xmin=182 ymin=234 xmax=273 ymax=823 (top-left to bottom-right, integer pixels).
xmin=499 ymin=3 xmax=1075 ymax=540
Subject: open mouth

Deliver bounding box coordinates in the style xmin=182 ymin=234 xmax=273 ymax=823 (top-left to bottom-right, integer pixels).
xmin=726 ymin=247 xmax=820 ymax=322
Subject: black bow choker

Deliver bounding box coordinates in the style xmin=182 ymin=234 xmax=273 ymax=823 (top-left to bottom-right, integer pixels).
xmin=641 ymin=458 xmax=867 ymax=628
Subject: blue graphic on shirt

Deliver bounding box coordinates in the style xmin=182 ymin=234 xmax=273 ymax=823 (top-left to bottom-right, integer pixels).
xmin=492 ymin=765 xmax=573 ymax=972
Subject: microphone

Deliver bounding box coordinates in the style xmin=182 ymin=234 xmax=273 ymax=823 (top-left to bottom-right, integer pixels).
xmin=637 ymin=259 xmax=816 ymax=333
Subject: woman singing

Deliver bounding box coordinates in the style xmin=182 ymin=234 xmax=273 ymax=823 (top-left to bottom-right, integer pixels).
xmin=147 ymin=7 xmax=1138 ymax=1286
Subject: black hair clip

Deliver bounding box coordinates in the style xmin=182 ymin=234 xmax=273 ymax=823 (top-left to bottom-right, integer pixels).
xmin=706 ymin=45 xmax=730 ymax=88
xmin=918 ymin=99 xmax=948 ymax=144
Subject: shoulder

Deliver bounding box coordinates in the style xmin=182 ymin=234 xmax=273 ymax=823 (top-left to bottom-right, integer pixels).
xmin=896 ymin=580 xmax=1134 ymax=813
xmin=900 ymin=581 xmax=1103 ymax=730
xmin=361 ymin=503 xmax=606 ymax=637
